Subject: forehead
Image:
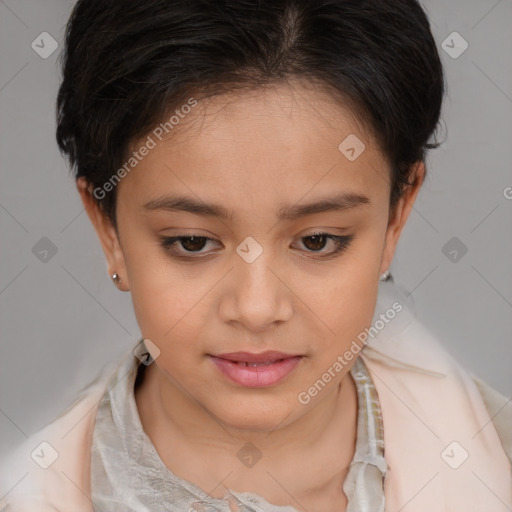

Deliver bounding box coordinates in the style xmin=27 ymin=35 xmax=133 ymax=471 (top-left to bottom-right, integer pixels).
xmin=118 ymin=81 xmax=391 ymax=215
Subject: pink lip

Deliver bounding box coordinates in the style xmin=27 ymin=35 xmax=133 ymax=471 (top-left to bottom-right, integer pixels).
xmin=209 ymin=351 xmax=303 ymax=387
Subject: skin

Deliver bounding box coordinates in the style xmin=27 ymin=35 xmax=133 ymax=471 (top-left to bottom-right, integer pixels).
xmin=78 ymin=79 xmax=424 ymax=511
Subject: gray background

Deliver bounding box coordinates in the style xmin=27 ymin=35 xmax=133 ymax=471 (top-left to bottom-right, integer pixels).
xmin=0 ymin=0 xmax=511 ymax=462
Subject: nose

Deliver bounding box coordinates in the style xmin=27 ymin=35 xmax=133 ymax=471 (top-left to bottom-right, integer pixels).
xmin=218 ymin=250 xmax=293 ymax=333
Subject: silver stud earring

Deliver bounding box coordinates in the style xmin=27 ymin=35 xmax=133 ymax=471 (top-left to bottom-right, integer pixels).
xmin=379 ymin=270 xmax=391 ymax=282
xmin=111 ymin=272 xmax=122 ymax=284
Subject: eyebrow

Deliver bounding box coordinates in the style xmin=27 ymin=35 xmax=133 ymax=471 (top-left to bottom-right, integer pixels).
xmin=143 ymin=192 xmax=370 ymax=221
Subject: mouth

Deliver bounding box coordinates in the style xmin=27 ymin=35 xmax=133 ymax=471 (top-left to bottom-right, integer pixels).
xmin=208 ymin=351 xmax=303 ymax=388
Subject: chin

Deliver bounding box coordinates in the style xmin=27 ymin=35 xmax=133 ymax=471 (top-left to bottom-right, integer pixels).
xmin=222 ymin=416 xmax=286 ymax=433
xmin=212 ymin=398 xmax=298 ymax=433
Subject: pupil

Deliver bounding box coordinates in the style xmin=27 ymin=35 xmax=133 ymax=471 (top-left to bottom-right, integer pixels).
xmin=304 ymin=235 xmax=326 ymax=251
xmin=182 ymin=236 xmax=206 ymax=251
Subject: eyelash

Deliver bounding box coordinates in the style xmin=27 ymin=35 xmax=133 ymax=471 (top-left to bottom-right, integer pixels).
xmin=159 ymin=232 xmax=355 ymax=260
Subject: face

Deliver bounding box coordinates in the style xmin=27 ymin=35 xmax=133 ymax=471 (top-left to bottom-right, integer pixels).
xmin=79 ymin=80 xmax=423 ymax=431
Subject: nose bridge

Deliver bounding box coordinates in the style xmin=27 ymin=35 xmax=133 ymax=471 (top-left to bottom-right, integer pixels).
xmin=236 ymin=246 xmax=279 ymax=300
xmin=225 ymin=241 xmax=292 ymax=329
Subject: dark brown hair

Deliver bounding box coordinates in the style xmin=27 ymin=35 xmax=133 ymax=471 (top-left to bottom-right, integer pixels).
xmin=56 ymin=0 xmax=445 ymax=227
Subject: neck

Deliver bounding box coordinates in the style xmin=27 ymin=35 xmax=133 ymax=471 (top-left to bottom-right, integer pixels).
xmin=135 ymin=360 xmax=358 ymax=508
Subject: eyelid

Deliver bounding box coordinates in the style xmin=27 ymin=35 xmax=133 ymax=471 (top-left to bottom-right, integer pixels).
xmin=293 ymin=233 xmax=354 ymax=258
xmin=160 ymin=235 xmax=219 ymax=254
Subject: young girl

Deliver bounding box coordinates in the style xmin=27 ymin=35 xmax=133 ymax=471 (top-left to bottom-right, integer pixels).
xmin=1 ymin=0 xmax=511 ymax=510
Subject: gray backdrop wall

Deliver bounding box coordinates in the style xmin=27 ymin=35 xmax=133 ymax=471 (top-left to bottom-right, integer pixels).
xmin=1 ymin=0 xmax=511 ymax=462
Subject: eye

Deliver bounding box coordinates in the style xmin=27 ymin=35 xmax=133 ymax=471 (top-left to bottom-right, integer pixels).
xmin=294 ymin=232 xmax=354 ymax=258
xmin=160 ymin=232 xmax=354 ymax=260
xmin=160 ymin=235 xmax=218 ymax=257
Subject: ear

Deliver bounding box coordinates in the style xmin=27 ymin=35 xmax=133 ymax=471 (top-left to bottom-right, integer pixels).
xmin=76 ymin=177 xmax=130 ymax=291
xmin=379 ymin=161 xmax=425 ymax=275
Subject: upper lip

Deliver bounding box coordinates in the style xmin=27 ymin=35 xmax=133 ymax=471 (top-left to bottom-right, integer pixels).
xmin=211 ymin=351 xmax=301 ymax=363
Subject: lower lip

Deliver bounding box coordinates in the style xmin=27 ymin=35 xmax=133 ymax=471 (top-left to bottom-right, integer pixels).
xmin=209 ymin=356 xmax=302 ymax=388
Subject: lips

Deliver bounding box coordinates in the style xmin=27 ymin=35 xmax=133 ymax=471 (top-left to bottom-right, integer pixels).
xmin=209 ymin=351 xmax=303 ymax=387
xmin=213 ymin=351 xmax=300 ymax=363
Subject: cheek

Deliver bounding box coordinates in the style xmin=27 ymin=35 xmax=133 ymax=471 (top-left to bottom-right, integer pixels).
xmin=120 ymin=229 xmax=199 ymax=334
xmin=121 ymin=257 xmax=183 ymax=343
xmin=130 ymin=274 xmax=208 ymax=343
xmin=129 ymin=283 xmax=207 ymax=384
xmin=304 ymin=237 xmax=382 ymax=355
xmin=316 ymin=275 xmax=379 ymax=355
xmin=126 ymin=259 xmax=220 ymax=379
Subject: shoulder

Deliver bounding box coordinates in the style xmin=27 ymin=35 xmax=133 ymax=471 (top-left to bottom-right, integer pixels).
xmin=362 ymin=294 xmax=512 ymax=460
xmin=472 ymin=375 xmax=512 ymax=464
xmin=0 ymin=358 xmax=119 ymax=511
